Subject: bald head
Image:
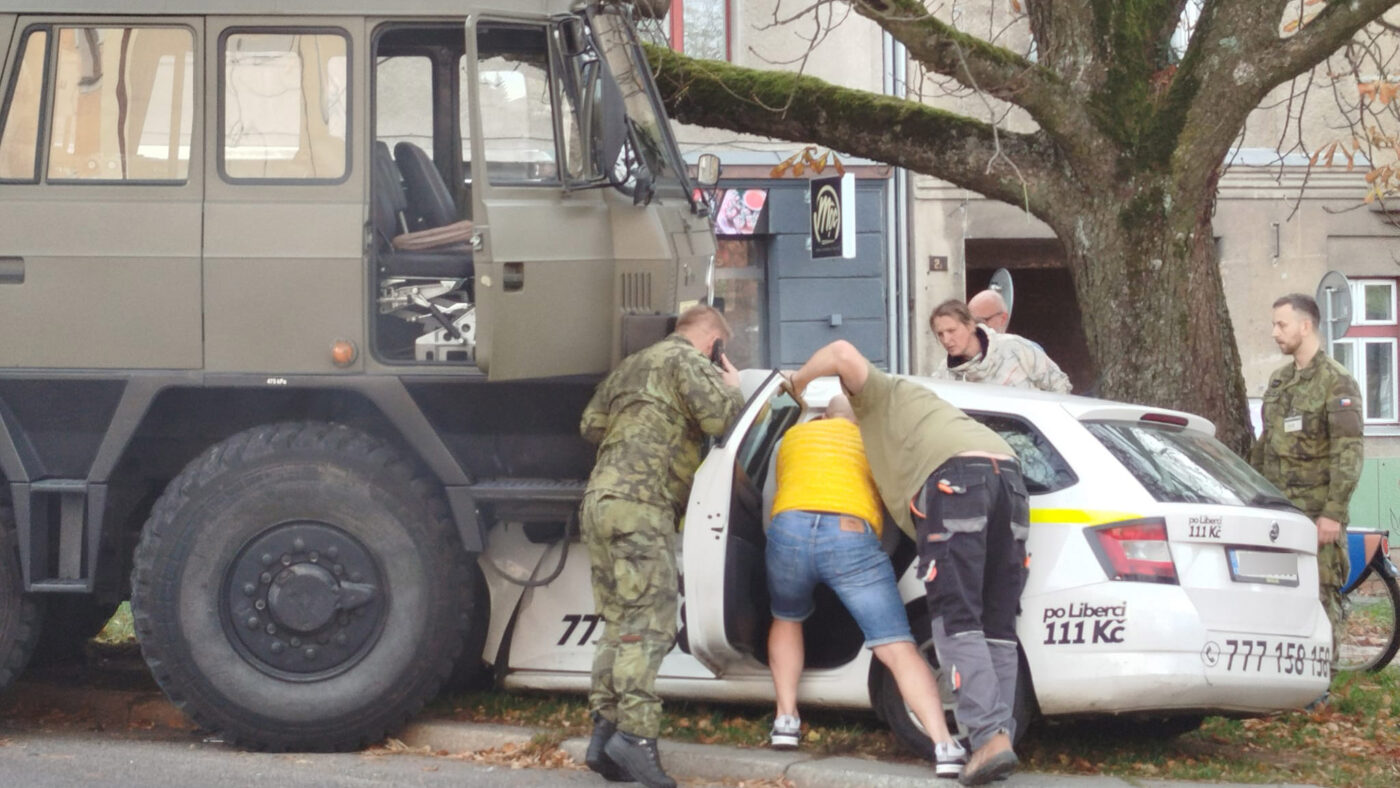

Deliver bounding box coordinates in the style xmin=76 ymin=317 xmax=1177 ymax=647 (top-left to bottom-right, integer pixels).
xmin=825 ymin=394 xmax=856 ymax=422
xmin=969 ymin=290 xmax=1008 ymax=333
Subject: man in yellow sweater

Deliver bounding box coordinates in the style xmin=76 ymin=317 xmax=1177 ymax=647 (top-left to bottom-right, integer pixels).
xmin=765 ymin=395 xmax=965 ymax=778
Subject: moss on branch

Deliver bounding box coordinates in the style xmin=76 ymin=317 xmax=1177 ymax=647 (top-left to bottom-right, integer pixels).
xmin=645 ymin=44 xmax=1061 ymax=209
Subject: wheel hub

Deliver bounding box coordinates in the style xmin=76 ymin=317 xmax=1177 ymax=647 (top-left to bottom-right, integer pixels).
xmin=224 ymin=522 xmax=384 ymax=679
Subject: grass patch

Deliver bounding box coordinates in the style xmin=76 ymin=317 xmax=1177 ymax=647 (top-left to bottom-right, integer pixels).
xmin=94 ymin=602 xmax=136 ymax=646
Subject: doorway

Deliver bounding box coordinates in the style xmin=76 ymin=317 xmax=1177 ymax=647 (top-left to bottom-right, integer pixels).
xmin=964 ymin=239 xmax=1098 ymax=394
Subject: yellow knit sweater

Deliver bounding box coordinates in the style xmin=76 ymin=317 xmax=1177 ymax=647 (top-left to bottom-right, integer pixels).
xmin=770 ymin=418 xmax=883 ymax=536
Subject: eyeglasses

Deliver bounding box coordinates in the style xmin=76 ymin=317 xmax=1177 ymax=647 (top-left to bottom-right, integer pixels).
xmin=973 ymin=310 xmax=1006 ymax=323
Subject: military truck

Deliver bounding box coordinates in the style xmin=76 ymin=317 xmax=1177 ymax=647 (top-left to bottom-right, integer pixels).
xmin=0 ymin=0 xmax=718 ymax=750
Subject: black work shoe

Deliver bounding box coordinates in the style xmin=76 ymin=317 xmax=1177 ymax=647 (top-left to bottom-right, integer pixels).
xmin=585 ymin=712 xmax=631 ymax=782
xmin=603 ymin=730 xmax=676 ymax=788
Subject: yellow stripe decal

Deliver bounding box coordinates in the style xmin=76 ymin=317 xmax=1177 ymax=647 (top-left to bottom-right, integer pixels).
xmin=1029 ymin=508 xmax=1141 ymax=526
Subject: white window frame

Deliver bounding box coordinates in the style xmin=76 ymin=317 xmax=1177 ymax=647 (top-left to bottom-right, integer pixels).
xmin=1333 ymin=336 xmax=1399 ymax=424
xmin=1349 ymin=279 xmax=1396 ymax=326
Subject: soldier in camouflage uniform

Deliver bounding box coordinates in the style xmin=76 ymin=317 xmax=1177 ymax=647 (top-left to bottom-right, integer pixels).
xmin=1249 ymin=294 xmax=1363 ymax=664
xmin=930 ymin=300 xmax=1071 ymax=393
xmin=579 ymin=304 xmax=743 ymax=788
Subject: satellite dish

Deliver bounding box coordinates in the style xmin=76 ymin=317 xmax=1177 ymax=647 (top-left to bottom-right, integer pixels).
xmin=1315 ymin=270 xmax=1353 ymax=351
xmin=988 ymin=268 xmax=1015 ymax=327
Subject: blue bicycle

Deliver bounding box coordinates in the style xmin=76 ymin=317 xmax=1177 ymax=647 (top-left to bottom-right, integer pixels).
xmin=1337 ymin=529 xmax=1400 ymax=672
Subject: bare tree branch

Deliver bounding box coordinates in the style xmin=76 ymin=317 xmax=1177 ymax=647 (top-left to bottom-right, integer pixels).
xmin=1260 ymin=0 xmax=1400 ymax=89
xmin=843 ymin=0 xmax=1108 ymax=163
xmin=646 ymin=43 xmax=1072 ymax=213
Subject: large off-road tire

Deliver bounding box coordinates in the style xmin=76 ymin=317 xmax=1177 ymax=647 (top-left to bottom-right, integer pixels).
xmin=438 ymin=566 xmax=492 ymax=694
xmin=0 ymin=491 xmax=43 ymax=692
xmin=130 ymin=422 xmax=480 ymax=751
xmin=875 ymin=647 xmax=1036 ymax=760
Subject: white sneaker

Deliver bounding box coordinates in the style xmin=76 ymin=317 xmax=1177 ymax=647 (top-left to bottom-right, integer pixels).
xmin=770 ymin=714 xmax=801 ymax=750
xmin=935 ymin=738 xmax=968 ymax=778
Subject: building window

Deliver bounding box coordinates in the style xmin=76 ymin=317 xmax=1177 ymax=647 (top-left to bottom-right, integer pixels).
xmin=712 ymin=238 xmax=767 ymax=369
xmin=1333 ymin=337 xmax=1398 ymax=423
xmin=640 ymin=1 xmax=730 ymax=61
xmin=1350 ymin=279 xmax=1396 ymax=325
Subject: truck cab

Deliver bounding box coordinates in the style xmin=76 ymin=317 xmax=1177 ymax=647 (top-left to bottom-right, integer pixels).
xmin=0 ymin=1 xmax=716 ymax=751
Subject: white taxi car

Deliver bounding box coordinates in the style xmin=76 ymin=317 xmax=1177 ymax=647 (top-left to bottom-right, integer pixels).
xmin=476 ymin=371 xmax=1330 ymax=757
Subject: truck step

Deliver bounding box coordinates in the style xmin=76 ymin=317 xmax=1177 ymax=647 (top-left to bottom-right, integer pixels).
xmin=467 ymin=478 xmax=587 ymax=504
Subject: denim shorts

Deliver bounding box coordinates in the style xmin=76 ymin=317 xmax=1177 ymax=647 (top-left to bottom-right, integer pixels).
xmin=765 ymin=510 xmax=913 ymax=649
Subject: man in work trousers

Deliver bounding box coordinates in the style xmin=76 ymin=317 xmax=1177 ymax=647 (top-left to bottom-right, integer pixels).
xmin=789 ymin=340 xmax=1029 ymax=786
xmin=579 ymin=304 xmax=743 ymax=788
xmin=1249 ymin=293 xmax=1363 ymax=667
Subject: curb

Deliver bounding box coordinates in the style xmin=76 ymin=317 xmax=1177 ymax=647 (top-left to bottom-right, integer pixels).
xmin=3 ymin=683 xmax=1323 ymax=788
xmin=400 ymin=718 xmax=1322 ymax=788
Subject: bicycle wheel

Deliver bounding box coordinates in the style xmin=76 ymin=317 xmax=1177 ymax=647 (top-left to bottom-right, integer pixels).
xmin=1337 ymin=566 xmax=1400 ymax=672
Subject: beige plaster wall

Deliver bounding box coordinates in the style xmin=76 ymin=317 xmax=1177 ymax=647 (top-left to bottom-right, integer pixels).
xmin=671 ymin=0 xmax=888 ymax=157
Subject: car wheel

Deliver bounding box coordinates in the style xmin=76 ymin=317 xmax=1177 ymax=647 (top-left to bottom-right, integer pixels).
xmin=0 ymin=490 xmax=42 ymax=692
xmin=130 ymin=422 xmax=480 ymax=751
xmin=874 ymin=647 xmax=1036 ymax=760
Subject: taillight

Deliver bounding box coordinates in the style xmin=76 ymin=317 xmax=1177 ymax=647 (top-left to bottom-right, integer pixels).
xmin=1087 ymin=518 xmax=1178 ymax=584
xmin=1140 ymin=412 xmax=1189 ymax=427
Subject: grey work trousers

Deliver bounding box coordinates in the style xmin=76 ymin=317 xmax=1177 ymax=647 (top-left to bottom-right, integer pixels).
xmin=913 ymin=456 xmax=1029 ymax=750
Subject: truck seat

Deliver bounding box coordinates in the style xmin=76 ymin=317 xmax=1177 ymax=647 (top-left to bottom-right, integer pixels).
xmin=395 ymin=141 xmax=460 ymax=231
xmin=371 ymin=141 xmax=473 ymax=280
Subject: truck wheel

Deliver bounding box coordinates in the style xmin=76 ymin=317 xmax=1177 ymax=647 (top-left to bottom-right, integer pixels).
xmin=875 ymin=648 xmax=1035 ymax=760
xmin=0 ymin=492 xmax=42 ymax=692
xmin=439 ymin=566 xmax=492 ymax=693
xmin=130 ymin=422 xmax=478 ymax=751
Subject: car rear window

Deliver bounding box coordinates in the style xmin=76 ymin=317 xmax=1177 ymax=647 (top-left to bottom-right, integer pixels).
xmin=1085 ymin=421 xmax=1298 ymax=509
xmin=968 ymin=412 xmax=1077 ymax=494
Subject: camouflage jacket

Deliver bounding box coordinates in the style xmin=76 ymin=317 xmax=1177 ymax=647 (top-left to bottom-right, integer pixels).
xmin=1248 ymin=351 xmax=1363 ymax=523
xmin=933 ymin=326 xmax=1071 ymax=393
xmin=581 ymin=333 xmax=743 ymax=515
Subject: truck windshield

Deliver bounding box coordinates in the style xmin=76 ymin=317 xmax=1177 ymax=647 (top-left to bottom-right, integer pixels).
xmin=588 ymin=8 xmax=690 ymax=198
xmin=1085 ymin=421 xmax=1300 ymax=510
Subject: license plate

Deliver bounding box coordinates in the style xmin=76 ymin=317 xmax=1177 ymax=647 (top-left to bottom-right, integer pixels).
xmin=1227 ymin=548 xmax=1299 ymax=587
xmin=1200 ymin=636 xmax=1330 ymax=676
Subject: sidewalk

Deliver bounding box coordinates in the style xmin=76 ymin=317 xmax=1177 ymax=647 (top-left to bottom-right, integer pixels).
xmin=396 ymin=719 xmax=1320 ymax=788
xmin=1 ymin=679 xmax=1321 ymax=788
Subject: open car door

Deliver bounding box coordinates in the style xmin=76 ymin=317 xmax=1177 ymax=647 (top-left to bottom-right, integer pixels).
xmin=682 ymin=371 xmax=805 ymax=676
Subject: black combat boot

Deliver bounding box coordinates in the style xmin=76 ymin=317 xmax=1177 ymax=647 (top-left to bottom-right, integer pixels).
xmin=603 ymin=730 xmax=677 ymax=788
xmin=585 ymin=712 xmax=631 ymax=782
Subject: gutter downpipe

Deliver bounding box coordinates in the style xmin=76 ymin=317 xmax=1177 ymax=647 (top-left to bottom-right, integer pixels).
xmin=883 ymin=30 xmax=910 ymax=373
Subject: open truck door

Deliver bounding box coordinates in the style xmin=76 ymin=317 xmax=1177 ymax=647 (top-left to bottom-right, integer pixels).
xmin=463 ymin=15 xmax=614 ymax=380
xmin=682 ymin=371 xmax=805 ymax=675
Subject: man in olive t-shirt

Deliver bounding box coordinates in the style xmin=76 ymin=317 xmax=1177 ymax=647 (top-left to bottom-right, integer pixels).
xmin=789 ymin=340 xmax=1028 ymax=787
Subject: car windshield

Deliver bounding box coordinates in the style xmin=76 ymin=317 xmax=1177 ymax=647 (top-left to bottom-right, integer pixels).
xmin=1085 ymin=421 xmax=1299 ymax=509
xmin=589 ymin=9 xmax=688 ymax=191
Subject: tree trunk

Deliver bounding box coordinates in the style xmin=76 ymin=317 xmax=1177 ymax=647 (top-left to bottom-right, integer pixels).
xmin=1049 ymin=177 xmax=1253 ymax=453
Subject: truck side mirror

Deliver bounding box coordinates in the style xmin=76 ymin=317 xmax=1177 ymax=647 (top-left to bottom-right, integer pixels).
xmin=695 ymin=154 xmax=721 ymax=189
xmin=559 ymin=18 xmax=587 ymax=57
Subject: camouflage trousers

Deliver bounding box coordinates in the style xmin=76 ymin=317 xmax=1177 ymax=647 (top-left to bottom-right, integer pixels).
xmin=581 ymin=493 xmax=678 ymax=739
xmin=1318 ymin=538 xmax=1350 ymax=659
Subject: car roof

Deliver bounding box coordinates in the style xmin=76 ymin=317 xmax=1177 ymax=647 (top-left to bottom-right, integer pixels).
xmin=773 ymin=371 xmax=1217 ymax=438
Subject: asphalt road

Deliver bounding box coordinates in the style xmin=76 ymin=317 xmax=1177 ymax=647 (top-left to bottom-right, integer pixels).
xmin=0 ymin=726 xmax=637 ymax=788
